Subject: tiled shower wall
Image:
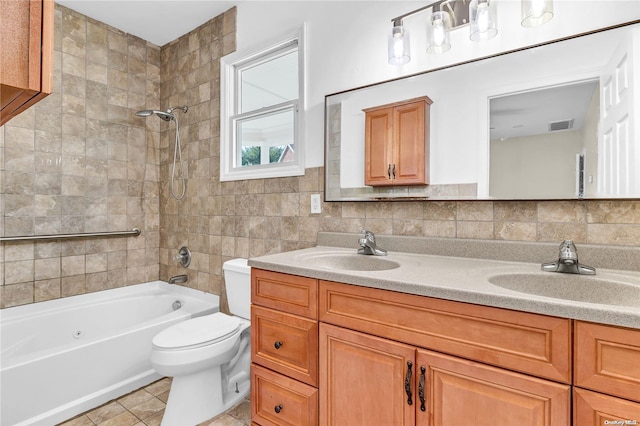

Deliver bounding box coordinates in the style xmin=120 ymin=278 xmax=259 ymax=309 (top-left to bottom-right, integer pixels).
xmin=1 ymin=5 xmax=162 ymax=307
xmin=2 ymin=6 xmax=640 ymax=309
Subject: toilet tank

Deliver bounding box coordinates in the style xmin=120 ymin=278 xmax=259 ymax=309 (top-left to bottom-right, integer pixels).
xmin=223 ymin=258 xmax=251 ymax=319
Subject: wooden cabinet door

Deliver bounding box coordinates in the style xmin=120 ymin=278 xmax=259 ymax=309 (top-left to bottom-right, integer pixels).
xmin=320 ymin=323 xmax=416 ymax=426
xmin=394 ymin=101 xmax=428 ymax=185
xmin=364 ymin=97 xmax=431 ymax=187
xmin=574 ymin=321 xmax=640 ymax=402
xmin=574 ymin=387 xmax=640 ymax=426
xmin=0 ymin=0 xmax=53 ymax=126
xmin=415 ymin=349 xmax=571 ymax=426
xmin=364 ymin=107 xmax=394 ymax=186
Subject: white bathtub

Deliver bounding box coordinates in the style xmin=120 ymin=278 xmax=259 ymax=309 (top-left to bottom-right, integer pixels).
xmin=0 ymin=281 xmax=219 ymax=426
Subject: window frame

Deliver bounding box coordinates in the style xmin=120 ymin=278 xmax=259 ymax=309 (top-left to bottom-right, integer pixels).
xmin=220 ymin=27 xmax=306 ymax=181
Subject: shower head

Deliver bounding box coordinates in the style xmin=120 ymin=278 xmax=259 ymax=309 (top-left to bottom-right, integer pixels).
xmin=135 ymin=109 xmax=174 ymax=121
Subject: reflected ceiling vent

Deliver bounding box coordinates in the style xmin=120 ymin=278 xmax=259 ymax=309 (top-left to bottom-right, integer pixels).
xmin=548 ymin=119 xmax=574 ymax=132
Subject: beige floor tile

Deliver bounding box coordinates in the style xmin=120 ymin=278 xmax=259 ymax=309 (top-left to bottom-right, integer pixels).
xmin=87 ymin=401 xmax=127 ymax=424
xmin=118 ymin=389 xmax=154 ymax=410
xmin=225 ymin=400 xmax=250 ymax=424
xmin=144 ymin=378 xmax=172 ymax=396
xmin=58 ymin=414 xmax=95 ymax=426
xmin=201 ymin=414 xmax=244 ymax=426
xmin=129 ymin=397 xmax=166 ymax=420
xmin=141 ymin=410 xmax=164 ymax=426
xmin=97 ymin=410 xmax=139 ymax=426
xmin=64 ymin=378 xmax=250 ymax=426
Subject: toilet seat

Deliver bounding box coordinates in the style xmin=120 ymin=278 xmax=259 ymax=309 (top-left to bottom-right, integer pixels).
xmin=152 ymin=313 xmax=241 ymax=351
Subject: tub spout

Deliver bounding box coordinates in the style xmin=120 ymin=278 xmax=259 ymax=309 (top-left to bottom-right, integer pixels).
xmin=168 ymin=274 xmax=188 ymax=285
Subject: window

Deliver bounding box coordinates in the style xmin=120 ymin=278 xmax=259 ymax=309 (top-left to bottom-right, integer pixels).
xmin=220 ymin=28 xmax=305 ymax=181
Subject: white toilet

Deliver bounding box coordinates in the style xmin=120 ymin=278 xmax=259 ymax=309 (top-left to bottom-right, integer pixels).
xmin=151 ymin=258 xmax=251 ymax=426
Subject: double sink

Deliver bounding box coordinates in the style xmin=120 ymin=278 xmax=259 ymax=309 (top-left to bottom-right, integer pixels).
xmin=299 ymin=251 xmax=640 ymax=308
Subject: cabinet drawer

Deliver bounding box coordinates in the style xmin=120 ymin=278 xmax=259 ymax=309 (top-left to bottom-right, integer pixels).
xmin=252 ymin=305 xmax=318 ymax=387
xmin=575 ymin=321 xmax=640 ymax=402
xmin=574 ymin=388 xmax=640 ymax=425
xmin=320 ymin=280 xmax=572 ymax=383
xmin=252 ymin=269 xmax=318 ymax=319
xmin=251 ymin=364 xmax=318 ymax=426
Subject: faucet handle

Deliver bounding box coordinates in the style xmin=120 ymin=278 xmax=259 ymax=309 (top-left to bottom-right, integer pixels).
xmin=558 ymin=240 xmax=578 ymax=264
xmin=361 ymin=229 xmax=375 ymax=242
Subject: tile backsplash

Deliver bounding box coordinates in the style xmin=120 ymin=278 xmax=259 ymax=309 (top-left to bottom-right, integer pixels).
xmin=1 ymin=5 xmax=639 ymax=309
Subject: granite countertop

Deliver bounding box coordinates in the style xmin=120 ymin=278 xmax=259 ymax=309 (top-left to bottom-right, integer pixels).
xmin=248 ymin=235 xmax=640 ymax=329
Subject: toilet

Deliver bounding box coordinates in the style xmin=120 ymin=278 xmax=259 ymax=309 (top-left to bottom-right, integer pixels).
xmin=151 ymin=258 xmax=251 ymax=426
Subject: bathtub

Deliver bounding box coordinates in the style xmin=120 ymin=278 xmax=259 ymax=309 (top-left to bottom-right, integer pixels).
xmin=0 ymin=281 xmax=219 ymax=426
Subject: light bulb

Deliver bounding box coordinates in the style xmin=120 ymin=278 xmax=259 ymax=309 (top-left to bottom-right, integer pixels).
xmin=427 ymin=11 xmax=451 ymax=54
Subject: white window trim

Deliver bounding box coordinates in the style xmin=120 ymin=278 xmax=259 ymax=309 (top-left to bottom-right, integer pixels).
xmin=220 ymin=26 xmax=306 ymax=181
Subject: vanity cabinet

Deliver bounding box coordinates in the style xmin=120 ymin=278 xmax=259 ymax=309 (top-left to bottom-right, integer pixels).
xmin=251 ymin=269 xmax=319 ymax=426
xmin=250 ymin=268 xmax=640 ymax=426
xmin=573 ymin=321 xmax=640 ymax=425
xmin=363 ymin=97 xmax=432 ymax=186
xmin=319 ymin=280 xmax=571 ymax=425
xmin=0 ymin=0 xmax=54 ymax=126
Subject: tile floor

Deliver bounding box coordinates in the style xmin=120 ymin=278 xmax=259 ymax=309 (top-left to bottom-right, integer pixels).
xmin=58 ymin=378 xmax=251 ymax=426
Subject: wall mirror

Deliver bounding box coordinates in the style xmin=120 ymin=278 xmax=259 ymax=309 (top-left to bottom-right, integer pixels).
xmin=324 ymin=21 xmax=639 ymax=201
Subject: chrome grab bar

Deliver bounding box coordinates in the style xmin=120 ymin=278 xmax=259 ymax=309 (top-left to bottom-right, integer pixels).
xmin=0 ymin=228 xmax=141 ymax=242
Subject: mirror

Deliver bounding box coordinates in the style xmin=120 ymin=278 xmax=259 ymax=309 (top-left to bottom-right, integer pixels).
xmin=325 ymin=21 xmax=640 ymax=201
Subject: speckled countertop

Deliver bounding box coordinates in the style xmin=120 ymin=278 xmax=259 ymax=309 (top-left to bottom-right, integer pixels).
xmin=248 ymin=233 xmax=640 ymax=329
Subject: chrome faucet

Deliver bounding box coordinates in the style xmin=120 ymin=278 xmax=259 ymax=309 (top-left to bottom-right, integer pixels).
xmin=358 ymin=230 xmax=387 ymax=256
xmin=168 ymin=274 xmax=188 ymax=284
xmin=541 ymin=240 xmax=596 ymax=275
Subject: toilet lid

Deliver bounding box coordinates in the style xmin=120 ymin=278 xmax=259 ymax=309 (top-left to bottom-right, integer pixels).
xmin=152 ymin=313 xmax=242 ymax=350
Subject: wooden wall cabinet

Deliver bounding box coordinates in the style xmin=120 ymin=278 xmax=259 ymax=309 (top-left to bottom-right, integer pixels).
xmin=0 ymin=0 xmax=54 ymax=126
xmin=251 ymin=269 xmax=319 ymax=426
xmin=363 ymin=96 xmax=432 ymax=186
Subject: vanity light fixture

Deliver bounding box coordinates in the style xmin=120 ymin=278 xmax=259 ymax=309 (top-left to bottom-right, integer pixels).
xmin=388 ymin=0 xmax=553 ymax=65
xmin=388 ymin=0 xmax=485 ymax=65
xmin=521 ymin=0 xmax=554 ymax=27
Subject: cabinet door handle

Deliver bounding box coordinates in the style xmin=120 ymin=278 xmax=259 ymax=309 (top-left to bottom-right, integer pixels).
xmin=392 ymin=164 xmax=396 ymax=179
xmin=387 ymin=164 xmax=392 ymax=179
xmin=419 ymin=366 xmax=426 ymax=412
xmin=405 ymin=361 xmax=413 ymax=405
xmin=274 ymin=341 xmax=283 ymax=349
xmin=274 ymin=404 xmax=283 ymax=414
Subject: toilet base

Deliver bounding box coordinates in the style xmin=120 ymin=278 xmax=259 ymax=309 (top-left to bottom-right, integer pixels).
xmin=160 ymin=367 xmax=250 ymax=426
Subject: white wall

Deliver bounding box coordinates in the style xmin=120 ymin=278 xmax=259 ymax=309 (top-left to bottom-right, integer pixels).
xmin=233 ymin=0 xmax=640 ymax=169
xmin=490 ymin=131 xmax=583 ymax=198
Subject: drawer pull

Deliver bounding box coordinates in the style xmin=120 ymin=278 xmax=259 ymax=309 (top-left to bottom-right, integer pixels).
xmin=274 ymin=404 xmax=283 ymax=414
xmin=274 ymin=341 xmax=283 ymax=349
xmin=419 ymin=366 xmax=426 ymax=412
xmin=405 ymin=361 xmax=413 ymax=406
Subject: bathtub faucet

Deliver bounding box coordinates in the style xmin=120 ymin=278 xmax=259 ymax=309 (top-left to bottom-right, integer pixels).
xmin=168 ymin=274 xmax=188 ymax=285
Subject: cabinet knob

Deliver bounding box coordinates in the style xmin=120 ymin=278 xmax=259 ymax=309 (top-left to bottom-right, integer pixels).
xmin=274 ymin=341 xmax=283 ymax=349
xmin=274 ymin=404 xmax=283 ymax=414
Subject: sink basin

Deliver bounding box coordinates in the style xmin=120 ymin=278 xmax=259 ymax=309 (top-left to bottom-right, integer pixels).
xmin=302 ymin=253 xmax=400 ymax=271
xmin=489 ymin=273 xmax=640 ymax=307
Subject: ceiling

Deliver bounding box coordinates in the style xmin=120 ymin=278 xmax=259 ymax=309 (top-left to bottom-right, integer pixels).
xmin=490 ymin=81 xmax=599 ymax=141
xmin=55 ymin=0 xmax=237 ymax=46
